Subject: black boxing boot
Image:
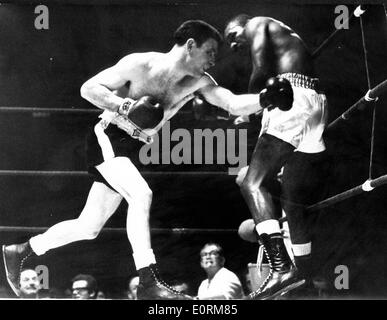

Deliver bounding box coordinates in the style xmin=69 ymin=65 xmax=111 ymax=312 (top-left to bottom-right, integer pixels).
xmin=2 ymin=241 xmax=35 ymax=297
xmin=137 ymin=264 xmax=193 ymax=300
xmin=247 ymin=233 xmax=305 ymax=300
xmin=283 ymin=255 xmax=321 ymax=299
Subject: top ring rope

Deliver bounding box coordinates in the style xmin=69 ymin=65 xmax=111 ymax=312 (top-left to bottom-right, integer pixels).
xmin=0 ymin=170 xmax=231 ymax=177
xmin=312 ymin=5 xmax=366 ymax=58
xmin=0 ymin=106 xmax=191 ymax=115
xmin=0 ymin=107 xmax=101 ymax=114
xmin=327 ymin=78 xmax=387 ymax=130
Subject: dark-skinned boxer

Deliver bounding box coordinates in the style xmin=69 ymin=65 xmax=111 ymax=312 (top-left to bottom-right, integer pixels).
xmin=2 ymin=20 xmax=284 ymax=299
xmin=224 ymin=15 xmax=328 ymax=299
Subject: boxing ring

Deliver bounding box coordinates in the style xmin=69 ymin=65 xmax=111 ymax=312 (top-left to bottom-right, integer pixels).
xmin=0 ymin=5 xmax=386 ymax=236
xmin=0 ymin=7 xmax=386 ymax=301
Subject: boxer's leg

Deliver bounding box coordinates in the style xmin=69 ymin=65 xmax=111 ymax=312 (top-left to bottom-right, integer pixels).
xmin=282 ymin=151 xmax=326 ymax=281
xmin=96 ymin=156 xmax=191 ymax=300
xmin=3 ymin=182 xmax=122 ymax=296
xmin=29 ymin=182 xmax=122 ymax=255
xmin=243 ymin=135 xmax=306 ymax=300
xmin=96 ymin=157 xmax=154 ymax=270
xmin=240 ymin=133 xmax=294 ymax=232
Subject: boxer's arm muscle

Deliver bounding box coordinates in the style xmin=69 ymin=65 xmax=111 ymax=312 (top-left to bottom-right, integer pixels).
xmin=80 ymin=55 xmax=139 ymax=112
xmin=199 ymin=84 xmax=262 ymax=116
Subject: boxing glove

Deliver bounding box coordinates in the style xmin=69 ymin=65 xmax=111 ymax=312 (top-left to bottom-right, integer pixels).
xmin=259 ymin=77 xmax=293 ymax=111
xmin=119 ymin=96 xmax=164 ymax=129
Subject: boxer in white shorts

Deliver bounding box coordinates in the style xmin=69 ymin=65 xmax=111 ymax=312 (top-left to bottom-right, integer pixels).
xmin=225 ymin=14 xmax=328 ymax=299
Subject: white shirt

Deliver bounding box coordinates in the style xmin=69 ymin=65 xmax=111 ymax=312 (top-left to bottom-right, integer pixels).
xmin=197 ymin=267 xmax=244 ymax=300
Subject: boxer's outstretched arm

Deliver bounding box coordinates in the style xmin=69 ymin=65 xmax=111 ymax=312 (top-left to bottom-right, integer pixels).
xmin=80 ymin=55 xmax=140 ymax=112
xmin=198 ymin=83 xmax=262 ymax=116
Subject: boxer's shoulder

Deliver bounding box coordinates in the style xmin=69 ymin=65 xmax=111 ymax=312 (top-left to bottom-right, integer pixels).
xmin=117 ymin=52 xmax=164 ymax=71
xmin=247 ymin=16 xmax=271 ymax=30
xmin=195 ymin=72 xmax=218 ymax=89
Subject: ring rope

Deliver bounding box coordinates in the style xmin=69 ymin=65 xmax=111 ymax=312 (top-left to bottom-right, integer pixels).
xmin=0 ymin=6 xmax=384 ymax=234
xmin=306 ymin=174 xmax=387 ymax=212
xmin=311 ymin=5 xmax=365 ymax=58
xmin=277 ymin=174 xmax=387 ymax=224
xmin=304 ymin=12 xmax=385 ymax=215
xmin=327 ymin=79 xmax=387 ymax=129
xmin=359 ymin=12 xmax=377 ymax=180
xmin=0 ymin=106 xmax=101 ymax=114
xmin=0 ymin=170 xmax=231 ymax=177
xmin=368 ymin=97 xmax=377 ymax=180
xmin=0 ymin=106 xmax=192 ymax=115
xmin=3 ymin=173 xmax=387 ymax=228
xmin=0 ymin=226 xmax=237 ymax=235
xmin=3 ymin=78 xmax=384 ymax=129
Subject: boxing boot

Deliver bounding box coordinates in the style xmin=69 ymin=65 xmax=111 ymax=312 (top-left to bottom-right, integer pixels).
xmin=247 ymin=233 xmax=305 ymax=300
xmin=137 ymin=264 xmax=193 ymax=300
xmin=2 ymin=241 xmax=34 ymax=296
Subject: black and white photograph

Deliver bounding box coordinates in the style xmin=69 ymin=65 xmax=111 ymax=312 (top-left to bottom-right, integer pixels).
xmin=0 ymin=0 xmax=387 ymax=309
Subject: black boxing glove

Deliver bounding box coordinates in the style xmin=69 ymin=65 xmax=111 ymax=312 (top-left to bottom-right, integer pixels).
xmin=118 ymin=96 xmax=164 ymax=129
xmin=259 ymin=77 xmax=294 ymax=111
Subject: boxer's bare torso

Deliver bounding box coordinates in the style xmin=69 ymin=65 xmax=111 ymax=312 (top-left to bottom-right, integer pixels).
xmin=82 ymin=36 xmax=263 ymax=136
xmin=112 ymin=52 xmax=213 ymax=135
xmin=245 ymin=17 xmax=314 ymax=92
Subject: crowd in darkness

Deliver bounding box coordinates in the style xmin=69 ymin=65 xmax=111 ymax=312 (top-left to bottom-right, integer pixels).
xmin=0 ymin=237 xmax=331 ymax=300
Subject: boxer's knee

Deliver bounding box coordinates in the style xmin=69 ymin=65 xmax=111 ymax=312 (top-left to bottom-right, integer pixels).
xmin=127 ymin=189 xmax=152 ymax=221
xmin=134 ymin=181 xmax=153 ymax=203
xmin=110 ymin=169 xmax=153 ymax=203
xmin=75 ymin=217 xmax=103 ymax=240
xmin=240 ymin=179 xmax=263 ymax=197
xmin=142 ymin=184 xmax=153 ymax=202
xmin=235 ymin=166 xmax=249 ymax=187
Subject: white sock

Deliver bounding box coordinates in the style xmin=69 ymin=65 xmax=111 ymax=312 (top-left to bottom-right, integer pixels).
xmin=292 ymin=242 xmax=312 ymax=256
xmin=255 ymin=219 xmax=281 ymax=236
xmin=29 ymin=234 xmax=50 ymax=256
xmin=133 ymin=249 xmax=156 ymax=270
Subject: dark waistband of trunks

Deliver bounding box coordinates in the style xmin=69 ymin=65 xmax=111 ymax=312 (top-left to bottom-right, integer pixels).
xmin=278 ymin=73 xmax=320 ymax=91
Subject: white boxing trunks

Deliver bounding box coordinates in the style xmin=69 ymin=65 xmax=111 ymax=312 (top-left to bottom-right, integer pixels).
xmin=259 ymin=73 xmax=328 ymax=153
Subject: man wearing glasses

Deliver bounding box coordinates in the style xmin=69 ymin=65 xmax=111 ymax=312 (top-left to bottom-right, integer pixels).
xmin=71 ymin=274 xmax=98 ymax=300
xmin=197 ymin=243 xmax=243 ymax=300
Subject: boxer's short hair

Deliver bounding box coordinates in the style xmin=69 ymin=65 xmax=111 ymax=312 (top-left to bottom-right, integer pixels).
xmin=174 ymin=20 xmax=222 ymax=47
xmin=226 ymin=14 xmax=252 ymax=28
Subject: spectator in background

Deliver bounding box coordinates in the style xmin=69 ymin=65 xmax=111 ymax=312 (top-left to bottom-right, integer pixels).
xmin=71 ymin=274 xmax=98 ymax=300
xmin=197 ymin=243 xmax=244 ymax=300
xmin=96 ymin=290 xmax=106 ymax=299
xmin=127 ymin=275 xmax=139 ymax=300
xmin=19 ymin=268 xmax=42 ymax=299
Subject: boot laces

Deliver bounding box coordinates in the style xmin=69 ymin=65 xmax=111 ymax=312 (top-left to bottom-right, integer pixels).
xmin=249 ymin=247 xmax=274 ymax=299
xmin=18 ymin=251 xmax=32 ymax=283
xmin=149 ymin=265 xmax=185 ymax=296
